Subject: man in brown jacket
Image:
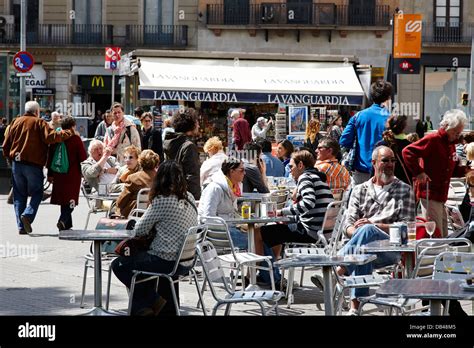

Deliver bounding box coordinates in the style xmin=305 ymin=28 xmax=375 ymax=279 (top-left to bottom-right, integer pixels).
xmin=2 ymin=101 xmax=73 ymax=234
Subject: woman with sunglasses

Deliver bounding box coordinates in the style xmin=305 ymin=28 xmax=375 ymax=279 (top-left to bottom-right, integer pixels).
xmin=109 ymin=145 xmax=142 ymax=193
xmin=198 ymin=157 xmax=248 ymax=249
xmin=116 ymin=149 xmax=160 ymax=218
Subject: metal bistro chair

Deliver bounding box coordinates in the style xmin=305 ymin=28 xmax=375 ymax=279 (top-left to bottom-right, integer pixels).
xmin=128 ymin=188 xmax=150 ymax=218
xmin=281 ymin=200 xmax=344 ymax=308
xmin=200 ymin=216 xmax=276 ymax=291
xmin=196 ymin=240 xmax=283 ymax=316
xmin=81 ymin=183 xmax=110 ymax=230
xmin=357 ymin=238 xmax=472 ymax=316
xmin=127 ymin=225 xmax=208 ymax=316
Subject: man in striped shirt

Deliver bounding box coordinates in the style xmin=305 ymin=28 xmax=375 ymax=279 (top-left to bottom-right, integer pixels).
xmin=315 ymin=137 xmax=350 ymax=197
xmin=260 ymin=150 xmax=334 ymax=260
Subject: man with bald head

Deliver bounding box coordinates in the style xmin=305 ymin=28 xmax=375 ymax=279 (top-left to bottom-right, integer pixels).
xmin=311 ymin=146 xmax=415 ymax=314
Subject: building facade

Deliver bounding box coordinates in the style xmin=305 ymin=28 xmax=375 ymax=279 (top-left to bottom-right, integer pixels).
xmin=397 ymin=0 xmax=473 ymax=130
xmin=0 ymin=0 xmax=198 ymax=123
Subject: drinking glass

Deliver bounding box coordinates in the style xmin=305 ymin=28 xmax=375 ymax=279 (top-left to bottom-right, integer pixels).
xmin=444 ymin=253 xmax=456 ymax=274
xmin=425 ymin=221 xmax=436 ymax=239
xmin=461 ymin=253 xmax=474 ymax=276
xmin=407 ymin=222 xmax=417 ymax=242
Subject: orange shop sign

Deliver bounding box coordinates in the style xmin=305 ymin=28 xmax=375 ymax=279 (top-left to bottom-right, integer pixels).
xmin=394 ymin=14 xmax=422 ymax=59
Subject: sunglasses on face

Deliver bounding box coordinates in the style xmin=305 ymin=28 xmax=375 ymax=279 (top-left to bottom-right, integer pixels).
xmin=380 ymin=158 xmax=397 ymax=163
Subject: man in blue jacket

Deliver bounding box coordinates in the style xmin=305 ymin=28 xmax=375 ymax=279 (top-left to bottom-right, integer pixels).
xmin=340 ymin=80 xmax=392 ymax=185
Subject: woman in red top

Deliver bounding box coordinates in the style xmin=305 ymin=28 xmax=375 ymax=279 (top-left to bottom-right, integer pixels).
xmin=48 ymin=116 xmax=87 ymax=230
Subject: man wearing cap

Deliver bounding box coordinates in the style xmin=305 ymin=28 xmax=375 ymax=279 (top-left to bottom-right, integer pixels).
xmin=251 ymin=116 xmax=273 ymax=141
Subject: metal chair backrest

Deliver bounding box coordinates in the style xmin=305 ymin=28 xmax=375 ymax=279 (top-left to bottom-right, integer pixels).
xmin=433 ymin=251 xmax=474 ymax=280
xmin=129 ymin=188 xmax=151 ymax=218
xmin=81 ymin=183 xmax=96 ymax=210
xmin=196 ymin=240 xmax=234 ymax=299
xmin=136 ymin=188 xmax=150 ymax=211
xmin=412 ymin=238 xmax=472 ymax=279
xmin=445 ymin=204 xmax=466 ymax=232
xmin=199 ymin=216 xmax=238 ymax=254
xmin=316 ymin=200 xmax=342 ymax=246
xmin=168 ymin=224 xmax=208 ymax=276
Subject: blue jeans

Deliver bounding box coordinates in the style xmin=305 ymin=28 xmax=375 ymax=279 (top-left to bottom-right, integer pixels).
xmin=337 ymin=224 xmax=401 ymax=299
xmin=111 ymin=251 xmax=189 ymax=315
xmin=11 ymin=161 xmax=44 ymax=230
xmin=229 ymin=227 xmax=248 ymax=250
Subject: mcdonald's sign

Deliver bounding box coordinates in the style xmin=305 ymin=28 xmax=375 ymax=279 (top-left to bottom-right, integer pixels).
xmin=91 ymin=76 xmax=104 ymax=88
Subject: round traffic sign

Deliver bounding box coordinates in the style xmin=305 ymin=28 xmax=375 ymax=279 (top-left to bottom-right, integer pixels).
xmin=13 ymin=51 xmax=34 ymax=73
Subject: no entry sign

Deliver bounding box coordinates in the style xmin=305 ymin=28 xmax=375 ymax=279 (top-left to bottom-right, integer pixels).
xmin=13 ymin=51 xmax=34 ymax=73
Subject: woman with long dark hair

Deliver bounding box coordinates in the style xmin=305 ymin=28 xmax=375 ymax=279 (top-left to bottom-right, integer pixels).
xmin=112 ymin=160 xmax=198 ymax=316
xmin=375 ymin=115 xmax=412 ymax=185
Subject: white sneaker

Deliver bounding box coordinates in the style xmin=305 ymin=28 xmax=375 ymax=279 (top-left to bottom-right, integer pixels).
xmin=346 ymin=308 xmax=359 ymax=316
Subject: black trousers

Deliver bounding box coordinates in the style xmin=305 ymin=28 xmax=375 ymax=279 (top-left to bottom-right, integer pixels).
xmin=261 ymin=223 xmax=316 ymax=248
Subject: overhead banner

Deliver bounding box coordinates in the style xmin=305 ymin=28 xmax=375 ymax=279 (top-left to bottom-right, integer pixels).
xmin=393 ymin=13 xmax=422 ymax=74
xmin=138 ymin=58 xmax=365 ymax=105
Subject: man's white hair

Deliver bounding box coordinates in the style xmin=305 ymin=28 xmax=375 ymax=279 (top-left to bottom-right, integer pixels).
xmin=372 ymin=145 xmax=393 ymax=161
xmin=231 ymin=110 xmax=240 ymax=119
xmin=439 ymin=109 xmax=467 ymax=131
xmin=88 ymin=139 xmax=104 ymax=155
xmin=25 ymin=101 xmax=40 ymax=115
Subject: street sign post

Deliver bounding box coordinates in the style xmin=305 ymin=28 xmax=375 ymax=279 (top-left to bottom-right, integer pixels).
xmin=469 ymin=36 xmax=474 ymax=129
xmin=105 ymin=47 xmax=121 ymax=106
xmin=13 ymin=50 xmax=34 ymax=73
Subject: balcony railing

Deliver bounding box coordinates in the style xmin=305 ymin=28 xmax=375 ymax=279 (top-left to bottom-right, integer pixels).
xmin=206 ymin=2 xmax=390 ymax=27
xmin=126 ymin=25 xmax=188 ymax=48
xmin=422 ymin=22 xmax=473 ymax=44
xmin=0 ymin=24 xmax=113 ymax=45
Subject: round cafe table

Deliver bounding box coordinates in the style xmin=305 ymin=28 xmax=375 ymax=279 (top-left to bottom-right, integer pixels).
xmin=59 ymin=229 xmax=132 ymax=316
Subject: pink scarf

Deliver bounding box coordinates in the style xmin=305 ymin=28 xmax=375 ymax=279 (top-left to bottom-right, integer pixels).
xmin=107 ymin=120 xmax=125 ymax=149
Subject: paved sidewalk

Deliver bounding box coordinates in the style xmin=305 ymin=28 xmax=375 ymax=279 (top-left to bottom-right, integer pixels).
xmin=0 ymin=193 xmax=472 ymax=316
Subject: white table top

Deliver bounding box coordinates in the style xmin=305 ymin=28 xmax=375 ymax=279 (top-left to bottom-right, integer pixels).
xmin=376 ymin=279 xmax=474 ymax=301
xmin=59 ymin=229 xmax=132 ymax=241
xmin=226 ymin=216 xmax=290 ymax=225
xmin=275 ymin=254 xmax=377 ymax=268
xmin=360 ymin=239 xmax=416 ymax=253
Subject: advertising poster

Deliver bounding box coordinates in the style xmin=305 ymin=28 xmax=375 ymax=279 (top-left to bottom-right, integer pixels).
xmin=288 ymin=106 xmax=308 ymax=134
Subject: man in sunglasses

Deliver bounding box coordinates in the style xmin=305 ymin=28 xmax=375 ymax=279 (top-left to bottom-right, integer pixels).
xmin=311 ymin=145 xmax=415 ymax=314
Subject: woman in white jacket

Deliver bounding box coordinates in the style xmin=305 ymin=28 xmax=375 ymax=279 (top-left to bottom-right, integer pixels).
xmin=198 ymin=158 xmax=248 ymax=249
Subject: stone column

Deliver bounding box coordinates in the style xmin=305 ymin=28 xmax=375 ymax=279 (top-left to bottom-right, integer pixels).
xmin=43 ymin=61 xmax=72 ymax=107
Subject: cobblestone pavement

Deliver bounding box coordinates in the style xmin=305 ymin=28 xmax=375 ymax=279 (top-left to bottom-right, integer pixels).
xmin=0 ymin=193 xmax=472 ymax=316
